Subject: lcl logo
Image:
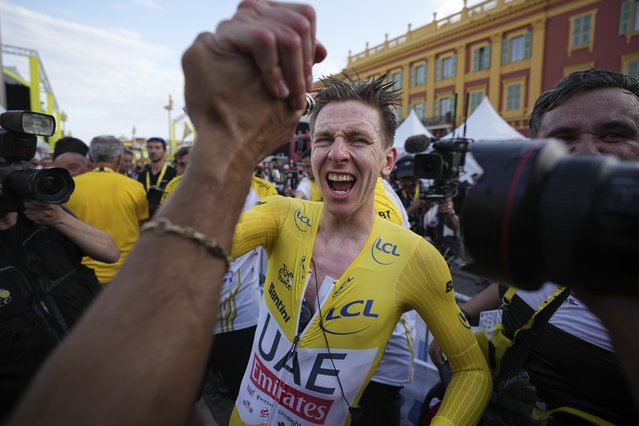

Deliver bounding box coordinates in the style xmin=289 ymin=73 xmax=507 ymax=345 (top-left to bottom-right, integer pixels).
xmin=321 ymin=299 xmax=380 ymax=335
xmin=371 ymin=237 xmax=400 ymax=265
xmin=293 ymin=209 xmax=312 ymax=232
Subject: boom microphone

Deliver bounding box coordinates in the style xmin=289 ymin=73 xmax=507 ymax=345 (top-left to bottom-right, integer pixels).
xmin=404 ymin=134 xmax=433 ymax=154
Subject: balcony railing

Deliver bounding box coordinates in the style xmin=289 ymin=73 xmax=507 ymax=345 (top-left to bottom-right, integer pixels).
xmin=348 ymin=0 xmax=525 ymax=65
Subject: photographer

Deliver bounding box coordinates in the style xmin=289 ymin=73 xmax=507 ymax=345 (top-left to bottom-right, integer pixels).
xmin=428 ymin=69 xmax=639 ymax=424
xmin=423 ymin=196 xmax=463 ymax=262
xmin=0 ymin=198 xmax=119 ymax=420
xmin=394 ymin=156 xmax=430 ymax=236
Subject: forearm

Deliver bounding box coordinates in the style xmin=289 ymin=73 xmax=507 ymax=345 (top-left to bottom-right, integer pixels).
xmin=53 ymin=213 xmax=120 ymax=263
xmin=10 ymin=128 xmax=254 ymax=426
xmin=459 ymin=282 xmax=501 ymax=323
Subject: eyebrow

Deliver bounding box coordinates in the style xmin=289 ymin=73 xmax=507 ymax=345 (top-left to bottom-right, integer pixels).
xmin=594 ymin=120 xmax=638 ymax=134
xmin=544 ymin=120 xmax=638 ymax=137
xmin=312 ymin=129 xmax=374 ymax=140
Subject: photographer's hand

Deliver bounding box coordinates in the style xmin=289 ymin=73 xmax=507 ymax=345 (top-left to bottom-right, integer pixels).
xmin=438 ymin=198 xmax=460 ymax=231
xmin=22 ymin=200 xmax=119 ymax=264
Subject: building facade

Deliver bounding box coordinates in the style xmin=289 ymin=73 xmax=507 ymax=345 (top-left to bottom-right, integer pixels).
xmin=344 ymin=0 xmax=639 ymax=137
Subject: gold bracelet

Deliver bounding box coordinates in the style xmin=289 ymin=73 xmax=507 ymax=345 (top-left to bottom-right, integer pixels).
xmin=141 ymin=217 xmax=231 ymax=270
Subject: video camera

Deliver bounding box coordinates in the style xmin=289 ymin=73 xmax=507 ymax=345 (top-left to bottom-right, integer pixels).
xmin=461 ymin=139 xmax=639 ymax=295
xmin=404 ymin=134 xmax=471 ymax=201
xmin=0 ymin=111 xmax=75 ymax=213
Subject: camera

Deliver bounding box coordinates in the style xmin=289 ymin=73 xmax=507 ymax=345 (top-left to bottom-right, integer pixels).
xmin=404 ymin=134 xmax=471 ymax=201
xmin=285 ymin=169 xmax=299 ymax=191
xmin=0 ymin=111 xmax=75 ymax=213
xmin=461 ymin=138 xmax=639 ymax=295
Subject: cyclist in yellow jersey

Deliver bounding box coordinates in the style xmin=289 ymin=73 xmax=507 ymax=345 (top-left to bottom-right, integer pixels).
xmin=229 ymin=74 xmax=490 ymax=425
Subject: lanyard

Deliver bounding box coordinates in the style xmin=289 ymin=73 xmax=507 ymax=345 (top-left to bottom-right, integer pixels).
xmin=93 ymin=166 xmax=114 ymax=173
xmin=402 ymin=184 xmax=420 ymax=201
xmin=145 ymin=162 xmax=168 ymax=190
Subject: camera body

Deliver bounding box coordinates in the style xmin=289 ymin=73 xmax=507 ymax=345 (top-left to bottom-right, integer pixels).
xmin=0 ymin=111 xmax=74 ymax=213
xmin=404 ymin=134 xmax=471 ymax=201
xmin=462 ymin=139 xmax=639 ymax=295
xmin=285 ymin=169 xmax=299 ymax=191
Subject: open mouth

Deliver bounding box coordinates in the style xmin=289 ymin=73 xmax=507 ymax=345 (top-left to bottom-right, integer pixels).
xmin=327 ymin=173 xmax=356 ymax=195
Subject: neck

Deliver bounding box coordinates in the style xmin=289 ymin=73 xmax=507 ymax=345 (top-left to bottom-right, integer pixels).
xmin=319 ymin=200 xmax=376 ymax=239
xmin=151 ymin=159 xmax=165 ymax=174
xmin=0 ymin=212 xmax=18 ymax=230
xmin=94 ymin=162 xmax=116 ymax=170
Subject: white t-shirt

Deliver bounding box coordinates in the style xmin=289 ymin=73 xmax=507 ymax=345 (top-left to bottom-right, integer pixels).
xmin=516 ymin=282 xmax=613 ymax=351
xmin=214 ymin=186 xmax=262 ymax=334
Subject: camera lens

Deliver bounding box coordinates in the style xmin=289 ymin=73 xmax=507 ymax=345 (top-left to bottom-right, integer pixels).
xmin=36 ymin=175 xmax=64 ymax=196
xmin=3 ymin=167 xmax=75 ymax=204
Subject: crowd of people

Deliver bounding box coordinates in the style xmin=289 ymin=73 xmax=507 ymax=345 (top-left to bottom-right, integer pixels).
xmin=1 ymin=2 xmax=639 ymax=426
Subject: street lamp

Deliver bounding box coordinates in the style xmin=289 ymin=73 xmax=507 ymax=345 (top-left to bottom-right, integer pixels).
xmin=164 ymin=95 xmax=173 ymax=154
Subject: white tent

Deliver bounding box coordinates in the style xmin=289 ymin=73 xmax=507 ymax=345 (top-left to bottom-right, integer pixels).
xmin=441 ymin=97 xmax=527 ymax=182
xmin=442 ymin=96 xmax=526 ymax=141
xmin=393 ymin=109 xmax=434 ymax=157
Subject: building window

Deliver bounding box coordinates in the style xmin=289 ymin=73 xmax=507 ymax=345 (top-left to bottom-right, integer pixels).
xmin=436 ymin=54 xmax=457 ymax=81
xmin=410 ymin=64 xmax=427 ymax=87
xmin=619 ymin=0 xmax=639 ymax=35
xmin=412 ymin=102 xmax=426 ymax=119
xmin=571 ymin=13 xmax=593 ymax=48
xmin=434 ymin=95 xmax=454 ymax=121
xmin=389 ymin=70 xmax=403 ymax=90
xmin=502 ymin=32 xmax=532 ymax=64
xmin=472 ymin=45 xmax=491 ymax=72
xmin=505 ymin=83 xmax=522 ymax=111
xmin=469 ymin=91 xmax=484 ymax=114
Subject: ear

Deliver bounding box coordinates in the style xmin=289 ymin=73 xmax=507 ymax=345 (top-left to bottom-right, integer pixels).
xmin=381 ymin=147 xmax=397 ymax=180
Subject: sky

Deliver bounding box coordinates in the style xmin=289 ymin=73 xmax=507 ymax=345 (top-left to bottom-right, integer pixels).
xmin=1 ymin=0 xmax=478 ymax=144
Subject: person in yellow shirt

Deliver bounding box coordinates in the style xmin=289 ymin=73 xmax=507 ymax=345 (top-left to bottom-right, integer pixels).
xmin=65 ymin=135 xmax=149 ymax=284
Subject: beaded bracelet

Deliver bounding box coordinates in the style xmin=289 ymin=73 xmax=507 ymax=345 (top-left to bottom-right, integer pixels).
xmin=141 ymin=217 xmax=231 ymax=271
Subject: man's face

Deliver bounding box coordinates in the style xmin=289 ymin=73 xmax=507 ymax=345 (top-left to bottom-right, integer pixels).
xmin=399 ymin=176 xmax=416 ymax=191
xmin=537 ymin=88 xmax=639 ymax=161
xmin=312 ymin=100 xmax=393 ymax=217
xmin=146 ymin=141 xmax=166 ymax=163
xmin=53 ymin=152 xmax=90 ymax=177
xmin=119 ymin=153 xmax=134 ymax=172
xmin=176 ymin=153 xmax=190 ymax=175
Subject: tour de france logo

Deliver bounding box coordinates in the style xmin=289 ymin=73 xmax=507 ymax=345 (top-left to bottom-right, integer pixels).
xmin=371 ymin=236 xmax=400 ymax=265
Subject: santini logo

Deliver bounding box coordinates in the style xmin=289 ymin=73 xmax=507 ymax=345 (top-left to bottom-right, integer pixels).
xmin=293 ymin=209 xmax=312 ymax=232
xmin=371 ymin=237 xmax=400 ymax=265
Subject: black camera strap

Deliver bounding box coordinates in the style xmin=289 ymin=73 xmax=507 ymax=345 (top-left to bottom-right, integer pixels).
xmin=495 ymin=287 xmax=571 ymax=385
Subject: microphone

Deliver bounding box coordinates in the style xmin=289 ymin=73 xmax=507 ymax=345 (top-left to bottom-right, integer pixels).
xmin=404 ymin=134 xmax=433 ymax=154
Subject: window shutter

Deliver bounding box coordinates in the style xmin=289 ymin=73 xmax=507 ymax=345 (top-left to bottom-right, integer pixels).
xmin=620 ymin=0 xmax=632 ymax=35
xmin=501 ymin=38 xmax=510 ymax=64
xmin=451 ymin=54 xmax=457 ymax=77
xmin=524 ymin=32 xmax=532 ymax=59
xmin=436 ymin=58 xmax=442 ymax=80
xmin=473 ymin=48 xmax=480 ymax=72
xmin=484 ymin=44 xmax=491 ymax=69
